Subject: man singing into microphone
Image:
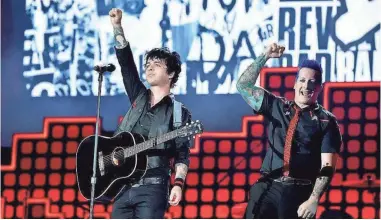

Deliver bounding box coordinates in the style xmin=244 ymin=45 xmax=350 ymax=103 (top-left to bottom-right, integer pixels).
xmin=109 ymin=8 xmax=192 ymax=219
xmin=236 ymin=43 xmax=342 ymax=219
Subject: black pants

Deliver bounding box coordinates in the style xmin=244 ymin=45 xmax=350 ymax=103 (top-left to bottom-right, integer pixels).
xmin=111 ymin=184 xmax=168 ymax=219
xmin=245 ymin=179 xmax=313 ymax=219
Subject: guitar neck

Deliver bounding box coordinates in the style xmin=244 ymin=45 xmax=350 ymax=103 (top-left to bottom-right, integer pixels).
xmin=123 ymin=129 xmax=179 ymax=158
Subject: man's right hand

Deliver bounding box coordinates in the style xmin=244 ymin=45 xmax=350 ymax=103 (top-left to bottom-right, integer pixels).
xmin=264 ymin=43 xmax=285 ymax=60
xmin=109 ymin=8 xmax=122 ymax=26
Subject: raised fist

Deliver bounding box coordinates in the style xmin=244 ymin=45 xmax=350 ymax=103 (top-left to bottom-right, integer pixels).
xmin=109 ymin=8 xmax=123 ymax=26
xmin=265 ymin=43 xmax=285 ymax=59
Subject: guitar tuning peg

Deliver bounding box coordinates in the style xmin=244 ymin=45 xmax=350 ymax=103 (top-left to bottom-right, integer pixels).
xmin=186 ymin=123 xmax=189 ymax=125
xmin=191 ymin=121 xmax=194 ymax=124
xmin=196 ymin=120 xmax=199 ymax=122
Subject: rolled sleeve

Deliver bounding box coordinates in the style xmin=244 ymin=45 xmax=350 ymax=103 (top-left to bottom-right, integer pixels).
xmin=321 ymin=118 xmax=342 ymax=153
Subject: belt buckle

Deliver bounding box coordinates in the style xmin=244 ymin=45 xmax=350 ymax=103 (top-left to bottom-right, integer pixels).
xmin=281 ymin=176 xmax=290 ymax=183
xmin=155 ymin=177 xmax=161 ymax=184
xmin=280 ymin=176 xmax=295 ymax=185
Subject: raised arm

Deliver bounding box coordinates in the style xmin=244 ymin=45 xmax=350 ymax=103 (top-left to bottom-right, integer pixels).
xmin=110 ymin=9 xmax=128 ymax=49
xmin=236 ymin=43 xmax=285 ymax=112
xmin=109 ymin=8 xmax=146 ymax=103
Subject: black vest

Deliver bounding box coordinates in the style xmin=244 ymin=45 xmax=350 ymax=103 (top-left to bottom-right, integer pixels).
xmin=114 ymin=91 xmax=176 ymax=172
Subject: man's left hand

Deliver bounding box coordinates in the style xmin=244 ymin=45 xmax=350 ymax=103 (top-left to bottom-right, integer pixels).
xmin=297 ymin=198 xmax=318 ymax=218
xmin=168 ymin=186 xmax=182 ymax=206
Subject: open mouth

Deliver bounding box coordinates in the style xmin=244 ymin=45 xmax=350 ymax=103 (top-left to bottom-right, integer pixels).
xmin=300 ymin=90 xmax=313 ymax=98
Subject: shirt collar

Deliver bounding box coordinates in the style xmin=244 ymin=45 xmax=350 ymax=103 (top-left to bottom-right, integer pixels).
xmin=147 ymin=89 xmax=173 ymax=105
xmin=291 ymin=101 xmax=320 ymax=112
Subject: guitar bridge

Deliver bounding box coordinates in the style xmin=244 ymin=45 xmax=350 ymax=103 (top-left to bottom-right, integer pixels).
xmin=98 ymin=151 xmax=105 ymax=176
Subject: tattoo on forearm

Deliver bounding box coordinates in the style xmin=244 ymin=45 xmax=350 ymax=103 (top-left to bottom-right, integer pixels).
xmin=113 ymin=26 xmax=128 ymax=49
xmin=241 ymin=88 xmax=265 ymax=111
xmin=252 ymin=89 xmax=264 ymax=102
xmin=175 ymin=163 xmax=188 ymax=180
xmin=311 ymin=176 xmax=330 ymax=199
xmin=311 ymin=163 xmax=334 ymax=200
xmin=237 ymin=55 xmax=267 ymax=85
xmin=236 ymin=55 xmax=267 ymax=111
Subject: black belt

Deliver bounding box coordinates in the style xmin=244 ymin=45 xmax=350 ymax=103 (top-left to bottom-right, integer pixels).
xmin=131 ymin=177 xmax=168 ymax=187
xmin=272 ymin=176 xmax=312 ymax=185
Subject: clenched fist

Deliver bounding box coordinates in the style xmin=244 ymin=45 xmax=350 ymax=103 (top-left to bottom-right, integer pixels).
xmin=265 ymin=43 xmax=285 ymax=59
xmin=109 ymin=8 xmax=122 ymax=26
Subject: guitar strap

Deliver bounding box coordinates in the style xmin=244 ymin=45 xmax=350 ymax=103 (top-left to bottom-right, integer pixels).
xmin=172 ymin=95 xmax=196 ymax=151
xmin=173 ymin=99 xmax=182 ymax=128
xmin=117 ymin=92 xmax=183 ymax=133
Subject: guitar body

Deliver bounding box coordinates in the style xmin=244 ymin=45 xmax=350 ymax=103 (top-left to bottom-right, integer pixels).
xmin=75 ymin=120 xmax=204 ymax=201
xmin=76 ymin=132 xmax=147 ymax=201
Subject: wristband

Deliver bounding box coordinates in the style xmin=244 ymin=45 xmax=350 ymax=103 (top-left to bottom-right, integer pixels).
xmin=174 ymin=178 xmax=184 ymax=188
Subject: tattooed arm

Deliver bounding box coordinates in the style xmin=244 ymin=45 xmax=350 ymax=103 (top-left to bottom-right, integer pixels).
xmin=109 ymin=8 xmax=128 ymax=48
xmin=169 ymin=108 xmax=191 ymax=206
xmin=172 ymin=108 xmax=191 ymax=184
xmin=310 ymin=119 xmax=342 ymax=200
xmin=310 ymin=117 xmax=341 ymax=201
xmin=174 ymin=163 xmax=189 ymax=181
xmin=109 ymin=8 xmax=145 ymax=103
xmin=297 ymin=153 xmax=338 ymax=218
xmin=310 ymin=153 xmax=338 ymax=201
xmin=298 ymin=116 xmax=342 ymax=218
xmin=236 ymin=55 xmax=267 ymax=111
xmin=113 ymin=25 xmax=129 ymax=49
xmin=168 ymin=163 xmax=189 ymax=206
xmin=236 ymin=43 xmax=285 ymax=111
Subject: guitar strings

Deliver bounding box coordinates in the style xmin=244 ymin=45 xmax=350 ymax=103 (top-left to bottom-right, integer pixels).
xmin=102 ymin=138 xmax=156 ymax=163
xmin=99 ymin=136 xmax=168 ymax=167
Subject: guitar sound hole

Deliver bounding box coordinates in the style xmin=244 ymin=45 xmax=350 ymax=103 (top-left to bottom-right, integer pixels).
xmin=112 ymin=147 xmax=125 ymax=167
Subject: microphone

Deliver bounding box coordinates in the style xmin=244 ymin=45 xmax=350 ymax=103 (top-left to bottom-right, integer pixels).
xmin=93 ymin=63 xmax=116 ymax=73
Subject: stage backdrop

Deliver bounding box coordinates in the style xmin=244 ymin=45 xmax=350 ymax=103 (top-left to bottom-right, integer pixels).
xmin=1 ymin=0 xmax=380 ymax=146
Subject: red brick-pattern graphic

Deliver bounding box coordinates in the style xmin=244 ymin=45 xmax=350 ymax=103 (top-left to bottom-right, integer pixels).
xmin=321 ymin=82 xmax=380 ymax=219
xmin=1 ymin=118 xmax=103 ymax=219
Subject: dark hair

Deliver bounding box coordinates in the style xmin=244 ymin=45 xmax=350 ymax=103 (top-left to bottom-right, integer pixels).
xmin=145 ymin=47 xmax=182 ymax=88
xmin=297 ymin=59 xmax=323 ymax=84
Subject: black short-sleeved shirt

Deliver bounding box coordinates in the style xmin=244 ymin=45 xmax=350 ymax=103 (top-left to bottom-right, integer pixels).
xmin=256 ymin=91 xmax=342 ymax=181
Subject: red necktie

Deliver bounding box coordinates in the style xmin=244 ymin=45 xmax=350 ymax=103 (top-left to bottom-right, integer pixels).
xmin=283 ymin=107 xmax=301 ymax=176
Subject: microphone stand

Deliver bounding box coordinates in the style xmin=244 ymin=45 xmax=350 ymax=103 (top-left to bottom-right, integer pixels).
xmin=89 ymin=69 xmax=106 ymax=219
